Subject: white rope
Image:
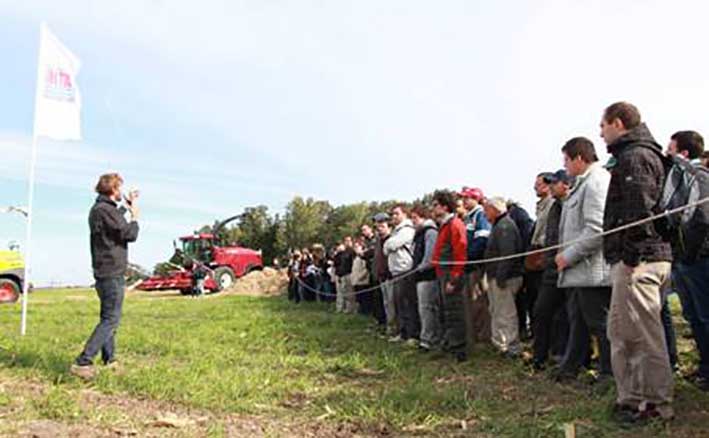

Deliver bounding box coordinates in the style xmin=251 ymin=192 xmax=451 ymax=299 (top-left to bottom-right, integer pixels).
xmin=292 ymin=196 xmax=709 ymax=298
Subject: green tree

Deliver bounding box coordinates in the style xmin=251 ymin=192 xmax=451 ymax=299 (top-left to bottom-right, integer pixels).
xmin=280 ymin=196 xmax=332 ymax=251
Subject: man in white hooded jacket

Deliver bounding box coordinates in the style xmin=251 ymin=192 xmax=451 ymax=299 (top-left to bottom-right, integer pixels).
xmin=384 ymin=204 xmax=418 ymax=343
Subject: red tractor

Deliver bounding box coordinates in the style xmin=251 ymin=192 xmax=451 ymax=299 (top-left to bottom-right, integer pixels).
xmin=137 ymin=216 xmax=263 ymax=294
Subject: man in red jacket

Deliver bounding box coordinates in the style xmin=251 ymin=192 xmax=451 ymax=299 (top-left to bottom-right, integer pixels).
xmin=431 ymin=190 xmax=469 ymax=362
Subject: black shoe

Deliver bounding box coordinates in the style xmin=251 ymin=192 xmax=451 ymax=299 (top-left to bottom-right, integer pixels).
xmin=631 ymin=404 xmax=667 ymax=426
xmin=552 ymin=369 xmax=577 ymax=384
xmin=455 ymin=352 xmax=468 ymax=363
xmin=693 ymin=376 xmax=709 ymax=391
xmin=610 ymin=403 xmax=637 ymax=425
xmin=532 ymin=360 xmax=546 ymax=372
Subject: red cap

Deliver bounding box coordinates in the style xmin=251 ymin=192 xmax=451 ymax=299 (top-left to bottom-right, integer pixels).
xmin=459 ymin=187 xmax=484 ymax=201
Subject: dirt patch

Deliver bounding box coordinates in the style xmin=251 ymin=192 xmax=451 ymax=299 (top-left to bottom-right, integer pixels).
xmin=222 ymin=267 xmax=287 ymax=297
xmin=0 ymin=372 xmax=375 ymax=438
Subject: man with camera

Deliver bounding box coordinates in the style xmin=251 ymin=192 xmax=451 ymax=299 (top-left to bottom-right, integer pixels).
xmin=71 ymin=173 xmax=140 ymax=380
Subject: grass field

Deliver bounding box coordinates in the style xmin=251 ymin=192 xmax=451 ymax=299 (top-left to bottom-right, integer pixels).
xmin=0 ymin=288 xmax=707 ymax=437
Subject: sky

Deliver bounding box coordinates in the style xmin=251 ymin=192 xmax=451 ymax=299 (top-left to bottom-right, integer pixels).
xmin=2 ymin=0 xmax=709 ymax=286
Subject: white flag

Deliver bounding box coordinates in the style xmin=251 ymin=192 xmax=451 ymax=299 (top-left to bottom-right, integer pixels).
xmin=33 ymin=22 xmax=82 ymax=140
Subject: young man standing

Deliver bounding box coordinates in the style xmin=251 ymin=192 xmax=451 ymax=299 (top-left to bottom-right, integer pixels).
xmin=665 ymin=130 xmax=709 ymax=392
xmin=411 ymin=204 xmax=440 ymax=351
xmin=373 ymin=213 xmax=395 ymax=336
xmin=431 ymin=190 xmax=468 ymax=361
xmin=384 ymin=205 xmax=418 ymax=343
xmin=554 ymin=137 xmax=612 ymax=386
xmin=531 ymin=170 xmax=573 ymax=370
xmin=483 ymin=196 xmax=525 ymax=358
xmin=334 ymin=237 xmax=356 ymax=314
xmin=601 ymin=102 xmax=674 ymax=423
xmin=524 ymin=173 xmax=555 ymax=339
xmin=71 ymin=173 xmax=139 ymax=380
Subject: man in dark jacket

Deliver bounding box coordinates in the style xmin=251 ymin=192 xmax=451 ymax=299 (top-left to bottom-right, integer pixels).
xmin=71 ymin=173 xmax=139 ymax=380
xmin=361 ymin=223 xmax=387 ymax=329
xmin=483 ymin=196 xmax=524 ymax=357
xmin=508 ymin=200 xmax=535 ymax=340
xmin=665 ymin=130 xmax=709 ymax=392
xmin=333 ymin=237 xmax=356 ymax=314
xmin=601 ymin=102 xmax=674 ymax=423
xmin=531 ymin=170 xmax=573 ymax=370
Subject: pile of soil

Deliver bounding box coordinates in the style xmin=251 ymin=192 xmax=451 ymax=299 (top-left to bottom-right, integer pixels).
xmin=223 ymin=267 xmax=288 ymax=297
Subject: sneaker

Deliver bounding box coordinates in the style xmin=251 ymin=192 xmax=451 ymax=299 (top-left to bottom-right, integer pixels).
xmin=404 ymin=338 xmax=419 ymax=348
xmin=70 ymin=364 xmax=96 ymax=381
xmin=455 ymin=352 xmax=468 ymax=363
xmin=388 ymin=335 xmax=403 ymax=343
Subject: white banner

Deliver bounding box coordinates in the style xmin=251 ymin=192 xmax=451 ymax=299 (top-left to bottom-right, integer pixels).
xmin=33 ymin=22 xmax=82 ymax=140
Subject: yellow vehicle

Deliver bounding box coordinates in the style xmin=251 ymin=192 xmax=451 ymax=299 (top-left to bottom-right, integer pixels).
xmin=0 ymin=250 xmax=24 ymax=303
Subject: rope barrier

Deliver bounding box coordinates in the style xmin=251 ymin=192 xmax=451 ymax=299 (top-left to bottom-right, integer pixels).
xmin=292 ymin=196 xmax=709 ymax=298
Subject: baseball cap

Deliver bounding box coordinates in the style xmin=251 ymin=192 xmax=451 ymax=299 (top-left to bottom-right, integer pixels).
xmin=372 ymin=212 xmax=390 ymax=223
xmin=459 ymin=186 xmax=484 ymax=201
xmin=545 ymin=169 xmax=575 ymax=185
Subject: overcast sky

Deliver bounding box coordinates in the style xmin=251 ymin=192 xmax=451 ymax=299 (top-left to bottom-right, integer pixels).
xmin=2 ymin=0 xmax=709 ymax=286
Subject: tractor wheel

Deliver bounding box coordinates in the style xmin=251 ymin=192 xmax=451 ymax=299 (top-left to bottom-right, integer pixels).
xmin=0 ymin=279 xmax=21 ymax=304
xmin=214 ymin=267 xmax=235 ymax=291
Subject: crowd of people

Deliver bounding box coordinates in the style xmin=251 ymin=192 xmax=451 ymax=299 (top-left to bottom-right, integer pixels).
xmin=287 ymin=101 xmax=709 ymax=426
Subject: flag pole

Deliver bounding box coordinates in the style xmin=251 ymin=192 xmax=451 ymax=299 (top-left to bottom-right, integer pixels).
xmin=20 ymin=133 xmax=38 ymax=336
xmin=21 ymin=22 xmax=46 ymax=336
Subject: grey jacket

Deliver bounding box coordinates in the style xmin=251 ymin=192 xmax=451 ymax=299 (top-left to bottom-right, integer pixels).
xmin=383 ymin=219 xmax=415 ymax=276
xmin=557 ymin=162 xmax=611 ymax=288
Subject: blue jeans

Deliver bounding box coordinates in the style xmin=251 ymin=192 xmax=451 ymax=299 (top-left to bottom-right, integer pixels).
xmin=76 ymin=277 xmax=125 ymax=366
xmin=673 ymin=260 xmax=709 ymax=379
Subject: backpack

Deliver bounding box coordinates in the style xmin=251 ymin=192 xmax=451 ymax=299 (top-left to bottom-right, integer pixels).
xmin=657 ymin=155 xmax=709 ymax=232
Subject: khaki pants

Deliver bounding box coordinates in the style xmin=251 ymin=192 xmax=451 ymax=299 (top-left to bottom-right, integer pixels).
xmin=336 ymin=274 xmax=356 ymax=314
xmin=488 ymin=277 xmax=523 ymax=354
xmin=607 ymin=262 xmax=673 ymax=418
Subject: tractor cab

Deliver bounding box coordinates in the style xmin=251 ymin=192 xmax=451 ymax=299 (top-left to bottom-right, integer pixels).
xmin=180 ymin=234 xmax=216 ymax=264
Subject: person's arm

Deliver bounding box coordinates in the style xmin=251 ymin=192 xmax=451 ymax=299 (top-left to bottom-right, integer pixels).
xmin=101 ymin=205 xmax=139 ymax=243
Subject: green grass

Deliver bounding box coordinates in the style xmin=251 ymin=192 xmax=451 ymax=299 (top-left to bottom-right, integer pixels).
xmin=0 ymin=289 xmax=707 ymax=437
